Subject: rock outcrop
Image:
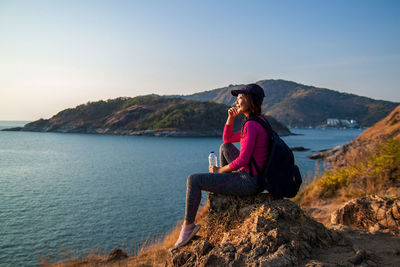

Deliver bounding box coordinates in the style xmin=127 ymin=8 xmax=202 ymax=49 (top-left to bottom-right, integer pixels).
xmin=169 ymin=193 xmax=373 ymax=267
xmin=291 ymin=146 xmax=310 ymax=152
xmin=331 ymin=195 xmax=400 ymax=236
xmin=307 ymin=144 xmax=349 ymax=160
xmin=107 ymin=249 xmax=128 ymax=261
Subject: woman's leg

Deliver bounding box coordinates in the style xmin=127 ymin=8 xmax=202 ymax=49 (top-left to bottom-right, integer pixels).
xmin=184 ymin=171 xmax=258 ymax=224
xmin=219 ymin=143 xmax=239 ymax=167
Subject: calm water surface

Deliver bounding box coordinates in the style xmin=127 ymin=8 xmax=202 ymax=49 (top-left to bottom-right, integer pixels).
xmin=0 ymin=121 xmax=363 ymax=266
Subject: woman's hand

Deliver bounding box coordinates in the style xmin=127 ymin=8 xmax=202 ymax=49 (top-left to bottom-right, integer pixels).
xmin=226 ymin=107 xmax=239 ymax=125
xmin=228 ymin=107 xmax=239 ymax=118
xmin=209 ymin=166 xmax=220 ymax=173
xmin=209 ymin=165 xmax=232 ymax=173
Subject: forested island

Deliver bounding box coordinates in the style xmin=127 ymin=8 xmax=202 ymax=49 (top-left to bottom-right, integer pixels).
xmin=3 ymin=95 xmax=291 ymax=137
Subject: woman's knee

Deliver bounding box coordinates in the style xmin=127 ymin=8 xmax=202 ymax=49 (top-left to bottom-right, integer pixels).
xmin=187 ymin=174 xmax=199 ymax=188
xmin=220 ymin=142 xmax=234 ymax=153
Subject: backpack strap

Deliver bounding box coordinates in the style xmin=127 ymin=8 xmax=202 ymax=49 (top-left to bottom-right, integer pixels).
xmin=248 ymin=156 xmax=257 ymax=177
xmin=246 ymin=116 xmax=276 ymax=136
xmin=246 ymin=156 xmax=262 ymax=190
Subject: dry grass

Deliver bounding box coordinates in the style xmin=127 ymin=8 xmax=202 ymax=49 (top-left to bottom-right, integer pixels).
xmin=129 ymin=203 xmax=211 ymax=266
xmin=43 ymin=204 xmax=210 ymax=267
xmin=44 ymin=197 xmax=251 ymax=267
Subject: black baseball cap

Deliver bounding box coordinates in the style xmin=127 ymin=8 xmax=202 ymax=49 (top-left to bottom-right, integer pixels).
xmin=231 ymin=84 xmax=265 ymax=99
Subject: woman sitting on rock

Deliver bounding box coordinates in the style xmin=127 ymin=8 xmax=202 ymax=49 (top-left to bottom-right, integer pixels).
xmin=174 ymin=84 xmax=270 ymax=248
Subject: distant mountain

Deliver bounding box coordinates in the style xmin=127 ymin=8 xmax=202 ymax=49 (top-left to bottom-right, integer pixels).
xmin=3 ymin=95 xmax=291 ymax=136
xmin=180 ymin=79 xmax=399 ymax=127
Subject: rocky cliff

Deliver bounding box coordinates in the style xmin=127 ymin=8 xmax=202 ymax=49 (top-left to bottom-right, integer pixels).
xmin=164 ymin=192 xmax=400 ymax=267
xmin=170 ymin=194 xmax=345 ymax=266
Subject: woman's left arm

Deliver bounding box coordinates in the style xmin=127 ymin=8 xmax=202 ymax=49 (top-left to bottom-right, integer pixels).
xmin=209 ymin=164 xmax=232 ymax=173
xmin=209 ymin=122 xmax=257 ymax=173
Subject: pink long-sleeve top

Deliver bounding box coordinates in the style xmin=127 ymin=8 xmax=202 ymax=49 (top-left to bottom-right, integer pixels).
xmin=223 ymin=117 xmax=270 ymax=176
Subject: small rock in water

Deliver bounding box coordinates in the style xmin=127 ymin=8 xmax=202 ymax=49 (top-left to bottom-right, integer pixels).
xmin=107 ymin=249 xmax=128 ymax=261
xmin=291 ymin=146 xmax=310 ymax=151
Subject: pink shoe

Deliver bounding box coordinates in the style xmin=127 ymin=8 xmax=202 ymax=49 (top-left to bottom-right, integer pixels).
xmin=174 ymin=224 xmax=201 ymax=249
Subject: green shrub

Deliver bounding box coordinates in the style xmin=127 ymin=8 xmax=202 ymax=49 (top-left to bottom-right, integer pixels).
xmin=370 ymin=139 xmax=400 ymax=180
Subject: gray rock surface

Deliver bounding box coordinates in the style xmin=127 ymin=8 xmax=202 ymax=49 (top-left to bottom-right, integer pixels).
xmin=307 ymin=144 xmax=349 ymax=161
xmin=169 ymin=193 xmax=371 ymax=266
xmin=107 ymin=249 xmax=128 ymax=261
xmin=331 ymin=195 xmax=400 ymax=236
xmin=208 ymin=192 xmax=276 ymax=215
xmin=291 ymin=146 xmax=310 ymax=152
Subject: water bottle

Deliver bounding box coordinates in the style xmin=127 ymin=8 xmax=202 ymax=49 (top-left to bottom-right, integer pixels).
xmin=208 ymin=151 xmax=218 ymax=167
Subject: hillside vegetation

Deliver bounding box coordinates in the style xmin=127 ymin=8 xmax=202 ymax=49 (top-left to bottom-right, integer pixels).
xmin=17 ymin=95 xmax=291 ymax=136
xmin=182 ymin=79 xmax=398 ymax=127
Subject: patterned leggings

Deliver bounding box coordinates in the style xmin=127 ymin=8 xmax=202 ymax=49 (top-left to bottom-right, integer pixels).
xmin=184 ymin=143 xmax=259 ymax=223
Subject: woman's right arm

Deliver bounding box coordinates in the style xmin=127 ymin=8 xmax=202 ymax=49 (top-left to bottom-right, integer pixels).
xmin=223 ymin=107 xmax=241 ymax=143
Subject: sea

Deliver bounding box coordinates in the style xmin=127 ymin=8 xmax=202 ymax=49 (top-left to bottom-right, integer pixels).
xmin=0 ymin=121 xmax=363 ymax=266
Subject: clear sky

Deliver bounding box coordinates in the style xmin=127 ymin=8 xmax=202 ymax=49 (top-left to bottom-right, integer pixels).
xmin=1 ymin=0 xmax=399 ymax=120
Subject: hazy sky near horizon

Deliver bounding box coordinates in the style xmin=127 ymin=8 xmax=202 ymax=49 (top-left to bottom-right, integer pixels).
xmin=1 ymin=0 xmax=399 ymax=120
